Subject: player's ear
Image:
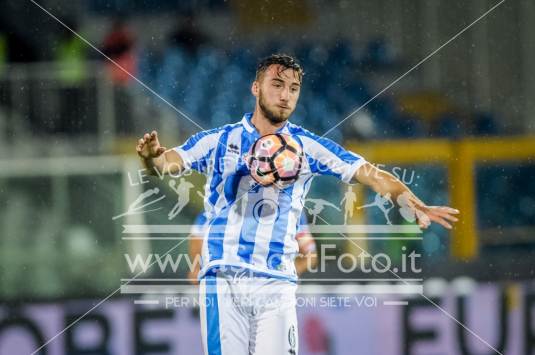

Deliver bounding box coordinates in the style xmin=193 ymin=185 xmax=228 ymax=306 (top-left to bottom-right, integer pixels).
xmin=251 ymin=80 xmax=259 ymax=98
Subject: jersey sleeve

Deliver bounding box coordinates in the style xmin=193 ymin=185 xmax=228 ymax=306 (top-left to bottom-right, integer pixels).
xmin=173 ymin=129 xmax=221 ymax=174
xmin=297 ymin=129 xmax=367 ymax=184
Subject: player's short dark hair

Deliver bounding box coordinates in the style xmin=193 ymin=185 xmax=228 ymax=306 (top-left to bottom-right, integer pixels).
xmin=255 ymin=54 xmax=304 ymax=83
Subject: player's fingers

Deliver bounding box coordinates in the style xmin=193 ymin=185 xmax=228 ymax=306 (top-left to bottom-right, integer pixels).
xmin=429 ymin=214 xmax=452 ymax=229
xmin=416 ymin=211 xmax=430 ymax=229
xmin=157 ymin=147 xmax=166 ymax=155
xmin=432 ymin=206 xmax=460 ymax=214
xmin=264 ymin=174 xmax=276 ymax=186
xmin=437 ymin=212 xmax=459 ymax=222
xmin=149 ymin=132 xmax=160 ymax=145
xmin=441 ymin=207 xmax=460 ymax=214
xmin=143 ymin=133 xmax=151 ymax=142
xmin=438 ymin=219 xmax=452 ymax=229
xmin=418 ymin=219 xmax=429 ymax=229
xmin=407 ymin=197 xmax=428 ymax=213
xmin=430 ymin=209 xmax=459 ymax=222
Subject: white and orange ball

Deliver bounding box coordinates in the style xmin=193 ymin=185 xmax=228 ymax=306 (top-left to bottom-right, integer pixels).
xmin=246 ymin=133 xmax=303 ymax=188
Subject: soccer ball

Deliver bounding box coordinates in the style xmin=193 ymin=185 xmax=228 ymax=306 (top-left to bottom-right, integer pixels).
xmin=246 ymin=133 xmax=303 ymax=188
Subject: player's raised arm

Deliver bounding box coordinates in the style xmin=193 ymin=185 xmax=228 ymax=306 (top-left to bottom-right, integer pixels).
xmin=136 ymin=131 xmax=184 ymax=176
xmin=353 ymin=162 xmax=460 ymax=230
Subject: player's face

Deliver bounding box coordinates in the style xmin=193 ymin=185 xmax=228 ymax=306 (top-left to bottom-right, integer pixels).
xmin=255 ymin=64 xmax=301 ymax=124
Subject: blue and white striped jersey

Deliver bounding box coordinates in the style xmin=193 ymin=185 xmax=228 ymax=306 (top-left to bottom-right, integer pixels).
xmin=175 ymin=113 xmax=366 ymax=281
xmin=190 ymin=211 xmax=310 ymax=238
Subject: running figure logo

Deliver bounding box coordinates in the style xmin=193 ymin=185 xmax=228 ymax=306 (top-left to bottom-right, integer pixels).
xmin=340 ymin=185 xmax=358 ymax=224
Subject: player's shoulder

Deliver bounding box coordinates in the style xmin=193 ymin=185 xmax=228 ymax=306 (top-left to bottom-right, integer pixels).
xmin=286 ymin=121 xmax=331 ymax=145
xmin=286 ymin=120 xmax=357 ymax=159
xmin=213 ymin=120 xmax=247 ymax=135
xmin=285 ymin=121 xmax=316 ymax=138
xmin=194 ymin=121 xmax=242 ymax=138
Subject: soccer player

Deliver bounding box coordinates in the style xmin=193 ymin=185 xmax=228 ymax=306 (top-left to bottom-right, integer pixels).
xmin=187 ymin=212 xmax=317 ymax=285
xmin=136 ymin=54 xmax=459 ymax=355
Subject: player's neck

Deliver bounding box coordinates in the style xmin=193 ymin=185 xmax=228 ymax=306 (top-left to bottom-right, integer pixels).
xmin=251 ymin=107 xmax=286 ymax=136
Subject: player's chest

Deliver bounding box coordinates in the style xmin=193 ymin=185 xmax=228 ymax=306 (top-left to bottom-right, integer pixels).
xmin=210 ymin=138 xmax=250 ymax=177
xmin=210 ymin=138 xmax=311 ymax=180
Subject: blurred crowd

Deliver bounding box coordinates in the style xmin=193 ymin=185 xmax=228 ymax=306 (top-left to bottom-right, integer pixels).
xmin=0 ymin=14 xmax=504 ymax=141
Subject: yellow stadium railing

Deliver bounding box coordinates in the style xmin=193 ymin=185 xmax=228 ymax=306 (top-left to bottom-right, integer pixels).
xmin=346 ymin=136 xmax=535 ymax=260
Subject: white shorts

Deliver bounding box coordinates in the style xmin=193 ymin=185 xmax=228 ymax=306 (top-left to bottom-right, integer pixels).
xmin=199 ymin=269 xmax=298 ymax=355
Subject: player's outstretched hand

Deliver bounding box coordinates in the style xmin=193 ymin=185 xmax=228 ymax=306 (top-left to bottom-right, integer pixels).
xmin=417 ymin=205 xmax=459 ymax=230
xmin=404 ymin=194 xmax=459 ymax=230
xmin=136 ymin=131 xmax=167 ymax=159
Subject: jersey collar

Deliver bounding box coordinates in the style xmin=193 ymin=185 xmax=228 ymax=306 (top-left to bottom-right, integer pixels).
xmin=241 ymin=112 xmax=291 ymax=136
